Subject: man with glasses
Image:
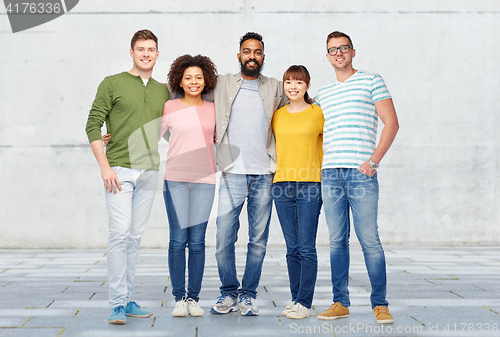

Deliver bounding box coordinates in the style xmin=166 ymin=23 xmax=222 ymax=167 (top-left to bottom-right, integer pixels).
xmin=315 ymin=31 xmax=399 ymax=324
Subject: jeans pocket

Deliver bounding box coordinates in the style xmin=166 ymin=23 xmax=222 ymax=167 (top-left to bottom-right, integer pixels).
xmin=356 ymin=168 xmax=375 ymax=179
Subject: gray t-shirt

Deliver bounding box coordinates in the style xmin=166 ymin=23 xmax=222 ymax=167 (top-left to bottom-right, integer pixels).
xmin=226 ymin=79 xmax=271 ymax=174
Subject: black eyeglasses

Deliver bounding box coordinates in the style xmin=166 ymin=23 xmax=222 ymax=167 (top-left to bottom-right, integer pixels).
xmin=327 ymin=45 xmax=353 ymax=56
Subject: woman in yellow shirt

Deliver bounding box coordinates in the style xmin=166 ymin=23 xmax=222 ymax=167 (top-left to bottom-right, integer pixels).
xmin=272 ymin=65 xmax=324 ymax=319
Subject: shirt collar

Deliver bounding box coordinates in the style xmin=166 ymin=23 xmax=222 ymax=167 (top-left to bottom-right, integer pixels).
xmin=237 ymin=73 xmax=266 ymax=83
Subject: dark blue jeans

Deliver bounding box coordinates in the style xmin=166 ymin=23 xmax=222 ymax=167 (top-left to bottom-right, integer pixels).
xmin=272 ymin=181 xmax=322 ymax=309
xmin=163 ymin=180 xmax=215 ymax=302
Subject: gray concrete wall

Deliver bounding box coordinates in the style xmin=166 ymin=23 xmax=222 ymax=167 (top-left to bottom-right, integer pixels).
xmin=1 ymin=1 xmax=499 ymax=248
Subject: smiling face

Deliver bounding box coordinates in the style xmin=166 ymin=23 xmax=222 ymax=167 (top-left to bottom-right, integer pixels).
xmin=180 ymin=66 xmax=205 ymax=98
xmin=237 ymin=38 xmax=265 ymax=79
xmin=326 ymin=36 xmax=355 ymax=71
xmin=282 ymin=65 xmax=312 ymax=105
xmin=284 ymin=79 xmax=310 ymax=103
xmin=130 ymin=39 xmax=159 ymax=75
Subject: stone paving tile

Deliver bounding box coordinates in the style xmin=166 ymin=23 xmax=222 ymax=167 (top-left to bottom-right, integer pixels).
xmin=0 ymin=317 xmax=29 ymax=328
xmin=1 ymin=247 xmax=499 ymax=336
xmin=0 ymin=328 xmax=66 ymax=337
xmin=0 ymin=300 xmax=57 ymax=310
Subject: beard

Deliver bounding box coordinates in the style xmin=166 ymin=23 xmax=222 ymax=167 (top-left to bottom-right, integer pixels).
xmin=239 ymin=57 xmax=264 ymax=78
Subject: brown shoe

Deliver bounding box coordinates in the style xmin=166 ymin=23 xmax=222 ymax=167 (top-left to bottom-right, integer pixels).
xmin=373 ymin=306 xmax=394 ymax=324
xmin=317 ymin=302 xmax=349 ymax=320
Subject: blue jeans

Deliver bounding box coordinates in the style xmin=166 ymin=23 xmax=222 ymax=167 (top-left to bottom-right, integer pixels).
xmin=215 ymin=173 xmax=273 ymax=299
xmin=272 ymin=181 xmax=322 ymax=309
xmin=106 ymin=167 xmax=158 ymax=308
xmin=321 ymin=168 xmax=388 ymax=309
xmin=163 ymin=180 xmax=215 ymax=302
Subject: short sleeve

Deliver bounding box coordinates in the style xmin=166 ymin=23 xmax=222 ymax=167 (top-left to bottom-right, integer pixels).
xmin=159 ymin=101 xmax=171 ymax=141
xmin=314 ymin=90 xmax=322 ymax=107
xmin=371 ymin=74 xmax=391 ymax=103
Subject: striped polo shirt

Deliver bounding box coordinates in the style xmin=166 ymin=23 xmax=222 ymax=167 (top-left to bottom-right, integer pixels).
xmin=315 ymin=70 xmax=391 ymax=169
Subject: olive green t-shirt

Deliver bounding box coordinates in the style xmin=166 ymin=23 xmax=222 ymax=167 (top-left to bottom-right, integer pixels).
xmin=86 ymin=72 xmax=169 ymax=171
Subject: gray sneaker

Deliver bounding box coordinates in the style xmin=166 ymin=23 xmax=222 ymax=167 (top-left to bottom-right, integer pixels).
xmin=239 ymin=296 xmax=259 ymax=316
xmin=210 ymin=294 xmax=239 ymax=314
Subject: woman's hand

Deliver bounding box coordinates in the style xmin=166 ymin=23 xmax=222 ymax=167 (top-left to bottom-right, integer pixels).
xmin=102 ymin=134 xmax=111 ymax=146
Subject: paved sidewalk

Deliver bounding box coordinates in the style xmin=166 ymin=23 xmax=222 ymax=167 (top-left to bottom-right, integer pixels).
xmin=0 ymin=246 xmax=499 ymax=337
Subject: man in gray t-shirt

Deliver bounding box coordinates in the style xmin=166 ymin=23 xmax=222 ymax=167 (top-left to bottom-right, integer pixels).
xmin=211 ymin=32 xmax=287 ymax=316
xmin=226 ymin=78 xmax=271 ymax=174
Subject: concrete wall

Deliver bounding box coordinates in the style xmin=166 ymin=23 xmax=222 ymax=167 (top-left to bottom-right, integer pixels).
xmin=1 ymin=1 xmax=499 ymax=248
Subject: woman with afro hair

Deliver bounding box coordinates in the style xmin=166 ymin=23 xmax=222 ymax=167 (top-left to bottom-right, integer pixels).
xmin=160 ymin=54 xmax=218 ymax=317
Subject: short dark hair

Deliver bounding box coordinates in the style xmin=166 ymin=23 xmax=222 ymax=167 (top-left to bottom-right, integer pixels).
xmin=326 ymin=31 xmax=353 ymax=48
xmin=283 ymin=65 xmax=313 ymax=104
xmin=168 ymin=54 xmax=218 ymax=95
xmin=131 ymin=29 xmax=158 ymax=50
xmin=240 ymin=32 xmax=264 ymax=50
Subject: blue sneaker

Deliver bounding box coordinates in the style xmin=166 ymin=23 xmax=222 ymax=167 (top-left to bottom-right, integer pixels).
xmin=239 ymin=296 xmax=259 ymax=316
xmin=210 ymin=294 xmax=239 ymax=314
xmin=126 ymin=301 xmax=153 ymax=318
xmin=109 ymin=305 xmax=127 ymax=324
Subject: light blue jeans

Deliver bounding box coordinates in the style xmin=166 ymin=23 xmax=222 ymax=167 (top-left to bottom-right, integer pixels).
xmin=215 ymin=173 xmax=273 ymax=299
xmin=163 ymin=180 xmax=215 ymax=302
xmin=106 ymin=166 xmax=158 ymax=308
xmin=321 ymin=168 xmax=388 ymax=309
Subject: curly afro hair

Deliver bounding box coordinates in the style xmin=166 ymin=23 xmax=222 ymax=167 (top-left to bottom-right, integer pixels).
xmin=168 ymin=54 xmax=218 ymax=95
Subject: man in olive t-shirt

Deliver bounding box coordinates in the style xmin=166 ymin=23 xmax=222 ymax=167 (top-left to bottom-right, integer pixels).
xmin=85 ymin=29 xmax=169 ymax=324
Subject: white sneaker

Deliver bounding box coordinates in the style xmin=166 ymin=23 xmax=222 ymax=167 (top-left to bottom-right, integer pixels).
xmin=172 ymin=299 xmax=187 ymax=317
xmin=287 ymin=302 xmax=310 ymax=319
xmin=282 ymin=302 xmax=295 ymax=316
xmin=186 ymin=298 xmax=204 ymax=317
